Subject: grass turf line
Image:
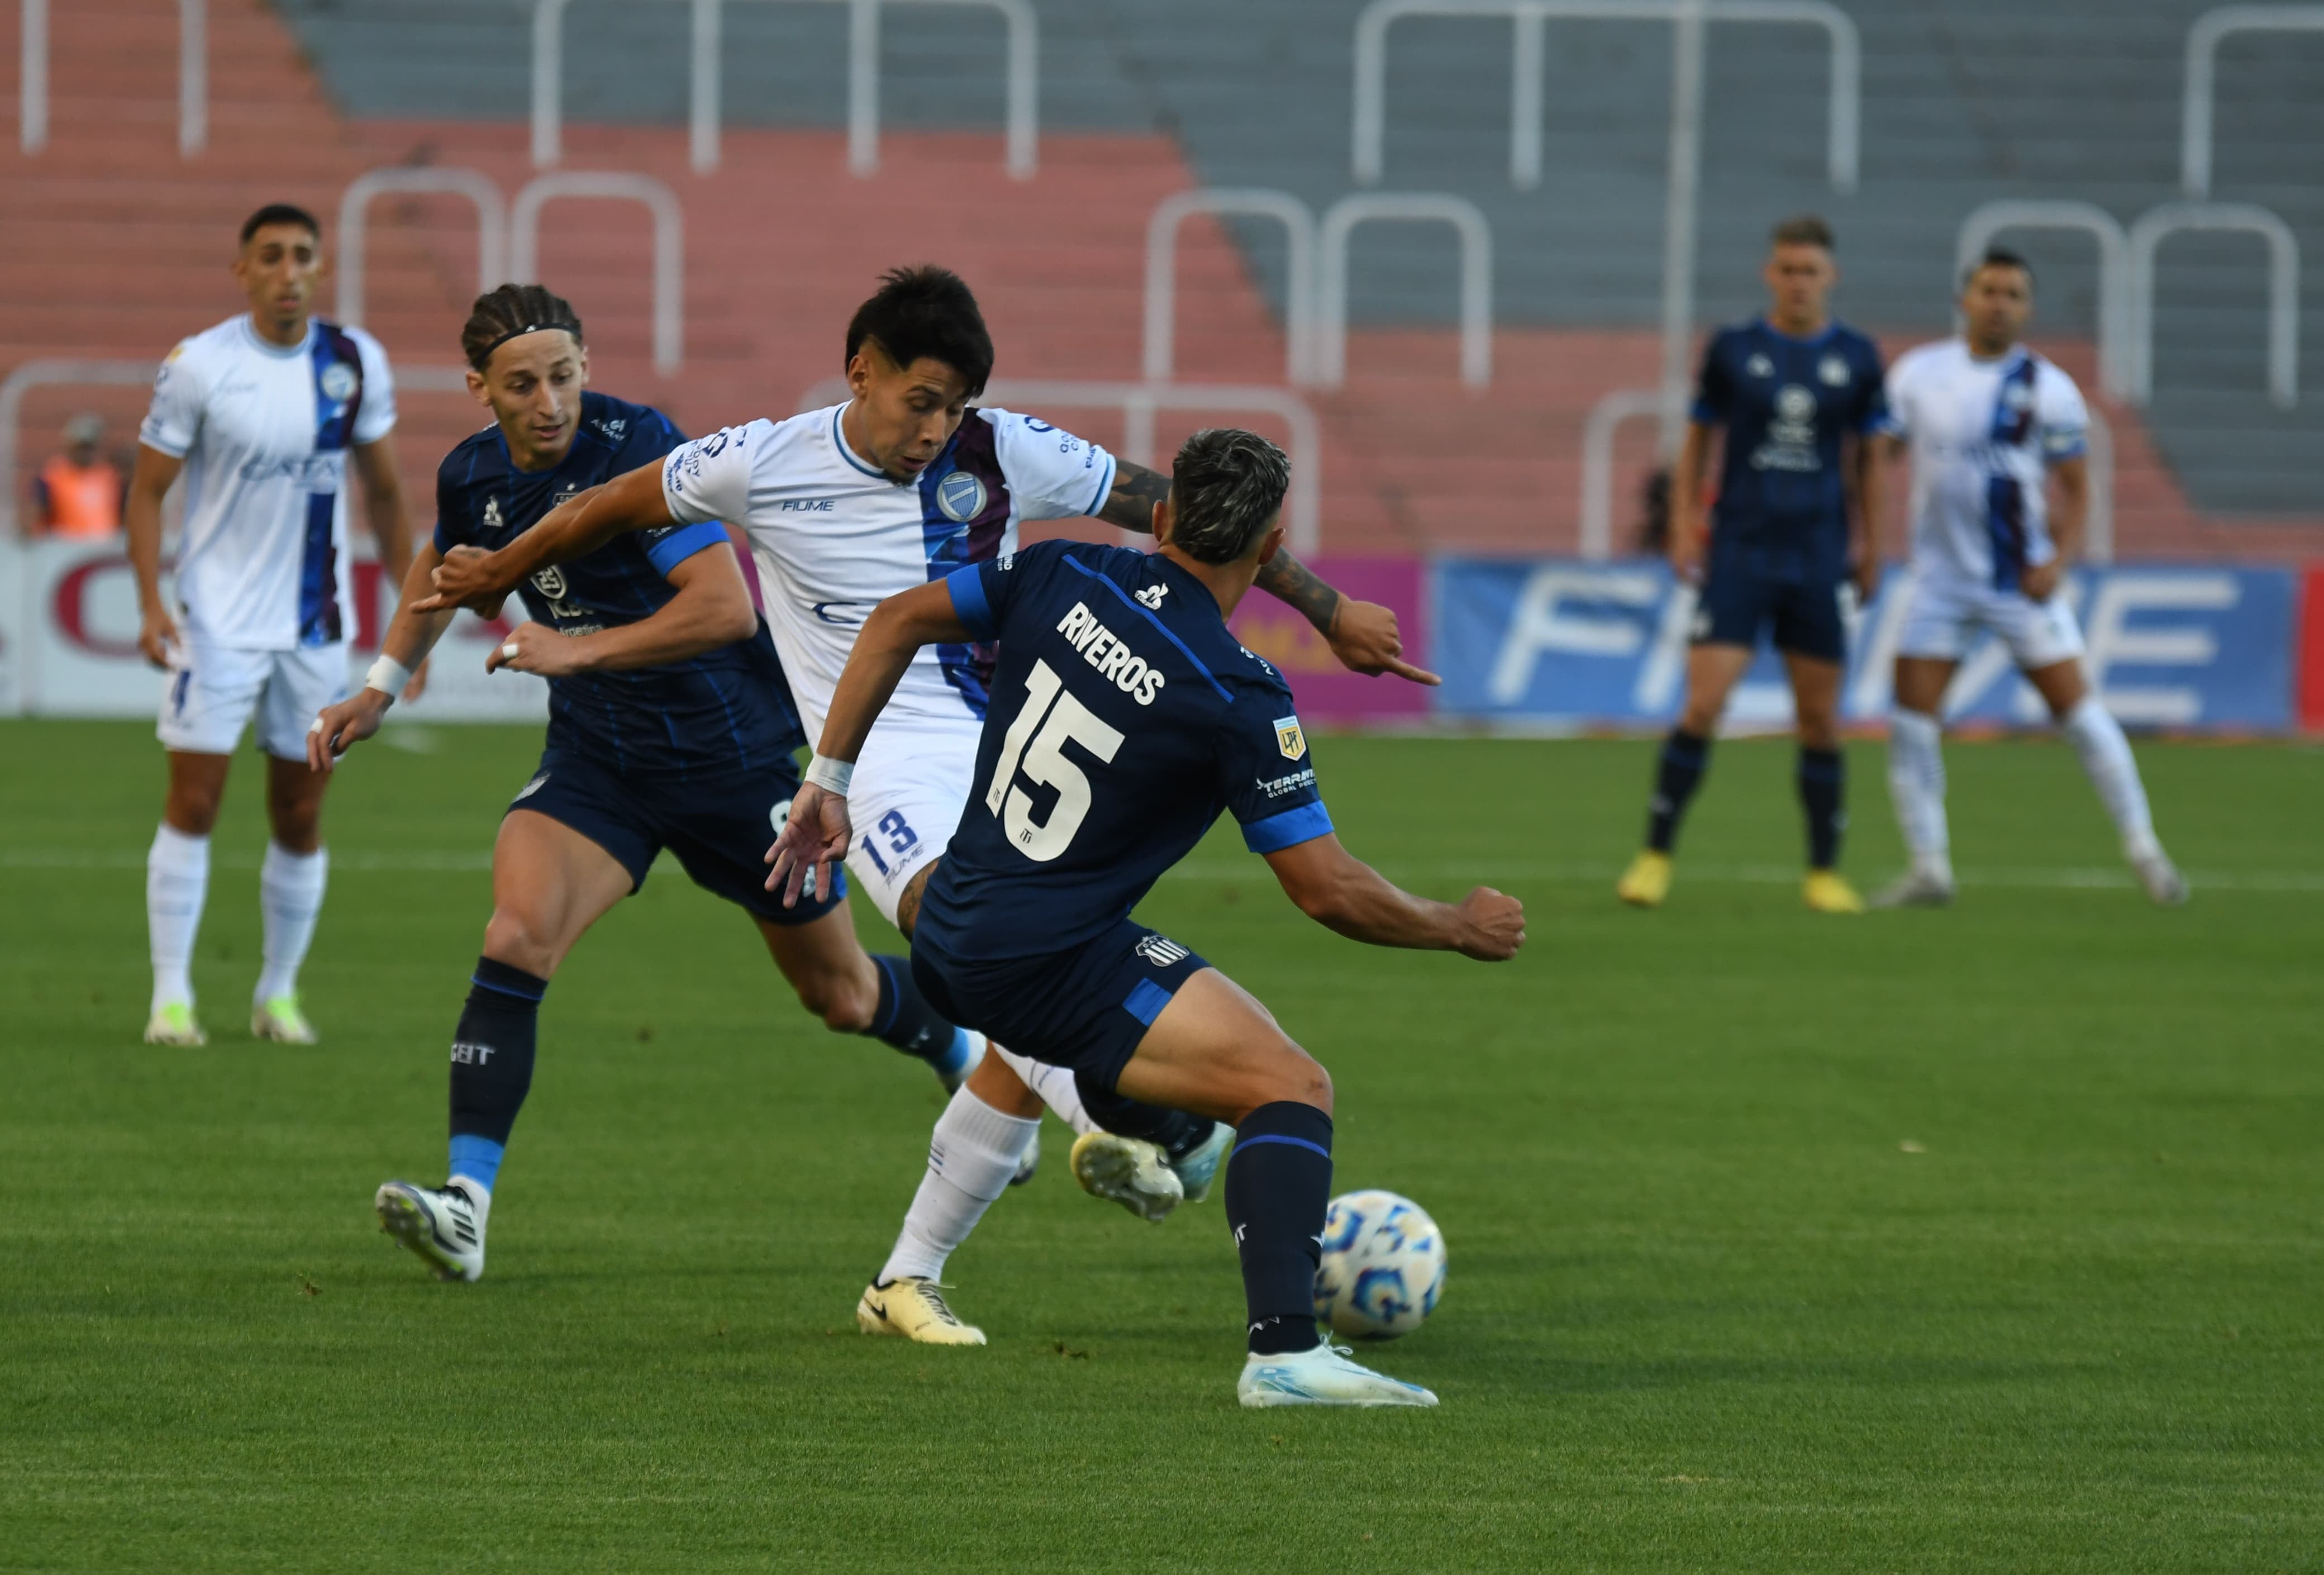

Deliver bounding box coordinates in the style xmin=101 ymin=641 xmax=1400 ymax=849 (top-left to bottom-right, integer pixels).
xmin=1 ymin=720 xmax=2318 ymax=1573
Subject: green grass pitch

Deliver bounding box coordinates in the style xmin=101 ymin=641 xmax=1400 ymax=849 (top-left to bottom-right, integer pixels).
xmin=2 ymin=719 xmax=2320 ymax=1572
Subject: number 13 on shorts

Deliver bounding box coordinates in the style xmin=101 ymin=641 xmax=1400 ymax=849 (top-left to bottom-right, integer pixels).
xmin=983 ymin=659 xmax=1123 ymax=863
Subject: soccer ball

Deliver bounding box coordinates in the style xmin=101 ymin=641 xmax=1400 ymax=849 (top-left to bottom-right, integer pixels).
xmin=1312 ymin=1189 xmax=1446 ymax=1340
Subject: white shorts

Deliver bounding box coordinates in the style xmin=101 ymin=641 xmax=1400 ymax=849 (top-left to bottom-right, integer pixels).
xmin=843 ymin=713 xmax=982 ymax=930
xmin=1894 ymin=572 xmax=2084 ymax=671
xmin=157 ymin=634 xmax=349 ymax=759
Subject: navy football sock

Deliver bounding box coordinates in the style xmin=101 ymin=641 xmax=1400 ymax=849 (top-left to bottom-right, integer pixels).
xmin=1072 ymin=1074 xmax=1220 ymax=1160
xmin=1223 ymin=1101 xmax=1334 ymax=1357
xmin=1797 ymin=746 xmax=1846 ymax=869
xmin=1646 ymin=729 xmax=1712 ymax=853
xmin=447 ymin=958 xmax=544 ymax=1162
xmin=866 ymin=955 xmax=972 ymax=1079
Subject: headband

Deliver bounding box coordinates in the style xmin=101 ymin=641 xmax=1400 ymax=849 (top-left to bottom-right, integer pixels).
xmin=474 ymin=321 xmax=580 ymax=368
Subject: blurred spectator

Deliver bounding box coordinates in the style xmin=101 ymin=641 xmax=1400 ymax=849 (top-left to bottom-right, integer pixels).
xmin=1633 ymin=464 xmax=1671 ymax=557
xmin=32 ymin=415 xmax=126 ymax=539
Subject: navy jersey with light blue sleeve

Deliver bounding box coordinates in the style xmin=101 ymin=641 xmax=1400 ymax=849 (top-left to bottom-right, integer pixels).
xmin=433 ymin=391 xmax=806 ymax=777
xmin=1692 ymin=318 xmax=1887 ymax=574
xmin=912 ymin=540 xmax=1330 ymax=963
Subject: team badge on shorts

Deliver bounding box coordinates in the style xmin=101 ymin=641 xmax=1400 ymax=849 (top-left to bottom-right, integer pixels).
xmin=1136 ymin=933 xmax=1190 ymax=968
xmin=1273 ymin=716 xmax=1306 ymax=760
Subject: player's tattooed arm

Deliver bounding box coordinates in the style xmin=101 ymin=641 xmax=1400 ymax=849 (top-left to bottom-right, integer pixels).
xmin=1097 ymin=461 xmax=1439 ymax=685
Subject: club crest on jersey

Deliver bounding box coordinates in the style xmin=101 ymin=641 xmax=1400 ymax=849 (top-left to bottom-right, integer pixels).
xmin=936 ymin=470 xmax=987 ymax=524
xmin=1776 ymin=384 xmax=1817 ymax=421
xmin=1818 ymin=354 xmax=1850 ymax=387
xmin=1136 ymin=933 xmax=1190 ymax=968
xmin=1273 ymin=715 xmax=1307 ymax=760
xmin=319 ymin=361 xmax=359 ymax=402
xmin=532 ymin=565 xmax=568 ymax=599
xmin=1135 ymin=583 xmax=1168 ymax=609
xmin=1746 ymin=353 xmax=1775 ymax=379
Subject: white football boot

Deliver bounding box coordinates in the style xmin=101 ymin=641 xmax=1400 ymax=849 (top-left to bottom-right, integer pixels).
xmin=2129 ymin=844 xmax=2190 ymax=906
xmin=1169 ymin=1122 xmax=1234 ymax=1203
xmin=143 ymin=1002 xmax=207 ymax=1046
xmin=251 ymin=994 xmax=318 ymax=1044
xmin=1869 ymin=865 xmax=1956 ymax=908
xmin=1069 ymin=1130 xmax=1184 ymax=1222
xmin=1238 ymin=1343 xmax=1440 ymax=1409
xmin=375 ymin=1178 xmax=487 ymax=1282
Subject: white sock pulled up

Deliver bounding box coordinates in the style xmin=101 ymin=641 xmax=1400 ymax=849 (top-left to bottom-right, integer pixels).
xmin=878 ymin=1087 xmax=1039 ymax=1286
xmin=1885 ymin=709 xmax=1952 ymax=882
xmin=2060 ymin=695 xmax=2159 ymax=859
xmin=147 ymin=823 xmax=211 ymax=1013
xmin=993 ymin=1044 xmax=1097 ymax=1136
xmin=255 ymin=841 xmax=328 ymax=1003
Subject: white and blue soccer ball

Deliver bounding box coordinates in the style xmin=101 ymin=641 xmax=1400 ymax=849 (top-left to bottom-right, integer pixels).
xmin=1312 ymin=1189 xmax=1446 ymax=1341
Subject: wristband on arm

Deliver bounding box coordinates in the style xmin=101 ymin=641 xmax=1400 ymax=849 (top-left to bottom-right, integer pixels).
xmin=803 ymin=754 xmax=854 ymax=796
xmin=364 ymin=655 xmax=413 ymax=701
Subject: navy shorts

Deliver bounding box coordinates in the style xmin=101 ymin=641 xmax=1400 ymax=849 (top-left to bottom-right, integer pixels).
xmin=910 ymin=920 xmax=1211 ymax=1095
xmin=508 ymin=745 xmax=846 ymax=926
xmin=1693 ymin=560 xmax=1847 ymax=663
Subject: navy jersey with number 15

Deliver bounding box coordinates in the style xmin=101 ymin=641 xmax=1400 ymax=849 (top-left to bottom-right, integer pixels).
xmin=913 ymin=539 xmax=1332 ymax=963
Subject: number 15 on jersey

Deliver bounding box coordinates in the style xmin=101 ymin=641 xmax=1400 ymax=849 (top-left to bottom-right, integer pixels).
xmin=982 ymin=660 xmax=1122 ymax=863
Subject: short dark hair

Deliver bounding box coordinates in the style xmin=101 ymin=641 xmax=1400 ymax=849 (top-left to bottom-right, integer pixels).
xmin=1963 ymin=245 xmax=2036 ymax=292
xmin=240 ymin=203 xmax=320 ymax=245
xmin=1168 ymin=429 xmax=1290 ymax=565
xmin=1770 ymin=213 xmax=1835 ymax=251
xmin=461 ymin=283 xmax=585 ymax=372
xmin=845 ymin=265 xmax=994 ymax=397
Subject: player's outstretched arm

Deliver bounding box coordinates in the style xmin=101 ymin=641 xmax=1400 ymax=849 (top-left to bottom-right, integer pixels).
xmin=1094 ymin=459 xmax=1438 ymax=686
xmin=1263 ymin=834 xmax=1525 ymax=961
xmin=765 ymin=579 xmax=974 ymax=908
xmin=411 ymin=460 xmax=670 ymax=615
xmin=488 ymin=543 xmax=759 ymax=679
xmin=307 ymin=543 xmax=458 ymax=770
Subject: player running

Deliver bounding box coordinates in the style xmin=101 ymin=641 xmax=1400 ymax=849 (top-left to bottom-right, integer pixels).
xmin=1616 ymin=215 xmax=1888 ymax=915
xmin=416 ymin=266 xmax=1437 ymax=1340
xmin=1873 ymin=249 xmax=2187 ymax=908
xmin=768 ymin=428 xmax=1525 ymax=1406
xmin=127 ymin=203 xmax=420 ymax=1046
xmin=311 ymin=285 xmax=991 ymax=1284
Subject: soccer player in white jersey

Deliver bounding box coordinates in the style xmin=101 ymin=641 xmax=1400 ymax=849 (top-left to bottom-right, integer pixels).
xmin=126 ymin=203 xmax=420 ymax=1046
xmin=1875 ymin=248 xmax=2187 ymax=907
xmin=418 ymin=266 xmax=1436 ymax=1341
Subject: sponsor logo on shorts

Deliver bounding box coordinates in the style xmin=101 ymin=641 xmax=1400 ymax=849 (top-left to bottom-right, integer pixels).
xmin=1136 ymin=933 xmax=1189 ymax=968
xmin=513 ymin=774 xmax=548 ymax=802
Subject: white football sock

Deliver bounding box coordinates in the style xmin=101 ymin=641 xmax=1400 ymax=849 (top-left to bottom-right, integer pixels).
xmin=147 ymin=823 xmax=211 ymax=1012
xmin=993 ymin=1044 xmax=1097 ymax=1136
xmin=878 ymin=1087 xmax=1038 ymax=1286
xmin=2060 ymin=696 xmax=2158 ymax=859
xmin=1885 ymin=709 xmax=1952 ymax=881
xmin=255 ymin=842 xmax=329 ymax=1003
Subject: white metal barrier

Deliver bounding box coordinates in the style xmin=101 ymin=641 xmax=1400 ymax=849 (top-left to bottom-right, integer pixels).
xmin=1578 ymin=384 xmax=2115 ymax=565
xmin=2182 ymin=5 xmax=2324 ymax=198
xmin=19 ymin=0 xmax=207 ymax=154
xmin=532 ymin=0 xmax=1038 ymax=178
xmin=1955 ymin=200 xmax=2132 ymax=402
xmin=1144 ymin=191 xmax=1318 ymax=387
xmin=1315 ymin=194 xmax=1494 ymax=389
xmin=2125 ymin=202 xmax=2300 ymax=409
xmin=336 ymin=169 xmax=511 ymax=332
xmin=509 ymin=173 xmax=685 ymax=374
xmin=1351 ymin=0 xmax=1859 ymax=192
xmin=798 ymin=377 xmax=1324 ymax=554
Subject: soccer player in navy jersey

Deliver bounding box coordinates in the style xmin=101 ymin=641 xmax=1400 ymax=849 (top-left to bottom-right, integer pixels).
xmin=768 ymin=430 xmax=1526 ymax=1406
xmin=1616 ymin=215 xmax=1888 ymax=915
xmin=308 ymin=286 xmax=985 ymax=1283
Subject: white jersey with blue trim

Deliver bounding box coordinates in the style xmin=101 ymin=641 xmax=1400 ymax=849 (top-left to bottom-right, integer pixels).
xmin=1885 ymin=338 xmax=2088 ymax=590
xmin=139 ymin=314 xmax=397 ymax=650
xmin=659 ymin=402 xmax=1116 ymax=741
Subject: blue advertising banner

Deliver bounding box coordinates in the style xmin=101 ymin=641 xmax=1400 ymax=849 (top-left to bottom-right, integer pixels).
xmin=1430 ymin=560 xmax=2296 ymax=731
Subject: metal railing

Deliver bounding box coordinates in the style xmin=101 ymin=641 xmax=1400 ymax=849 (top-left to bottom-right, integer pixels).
xmin=1578 ymin=383 xmax=2116 ymax=565
xmin=1315 ymin=194 xmax=1494 ymax=389
xmin=1351 ymin=0 xmax=1859 ymax=192
xmin=1144 ymin=191 xmax=1317 ymax=387
xmin=2182 ymin=5 xmax=2324 ymax=197
xmin=798 ymin=377 xmax=1325 ymax=554
xmin=509 ymin=173 xmax=686 ymax=374
xmin=532 ymin=0 xmax=1037 ymax=178
xmin=2125 ymin=202 xmax=2300 ymax=408
xmin=1955 ymin=201 xmax=2131 ymax=401
xmin=19 ymin=0 xmax=206 ymax=154
xmin=336 ymin=169 xmax=511 ymax=332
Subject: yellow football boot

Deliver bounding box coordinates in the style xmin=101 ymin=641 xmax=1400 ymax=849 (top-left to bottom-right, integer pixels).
xmin=1802 ymin=869 xmax=1865 ymax=914
xmin=1615 ymin=850 xmax=1673 ymax=907
xmin=855 ymin=1278 xmax=987 ymax=1346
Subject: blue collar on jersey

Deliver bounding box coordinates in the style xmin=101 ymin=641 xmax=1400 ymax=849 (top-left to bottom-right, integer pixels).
xmin=1753 ymin=314 xmax=1840 ymax=348
xmin=830 ymin=404 xmax=893 ymax=482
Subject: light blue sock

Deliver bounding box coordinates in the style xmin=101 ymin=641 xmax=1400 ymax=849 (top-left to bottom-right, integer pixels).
xmin=931 ymin=1027 xmax=975 ymax=1084
xmin=447 ymin=1134 xmax=505 ymax=1193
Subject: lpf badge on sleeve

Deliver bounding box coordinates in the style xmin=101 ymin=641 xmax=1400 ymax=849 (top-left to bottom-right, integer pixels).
xmin=1273 ymin=716 xmax=1306 ymax=760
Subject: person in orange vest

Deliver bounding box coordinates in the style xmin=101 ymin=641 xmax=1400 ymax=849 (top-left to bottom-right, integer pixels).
xmin=34 ymin=415 xmax=125 ymax=538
